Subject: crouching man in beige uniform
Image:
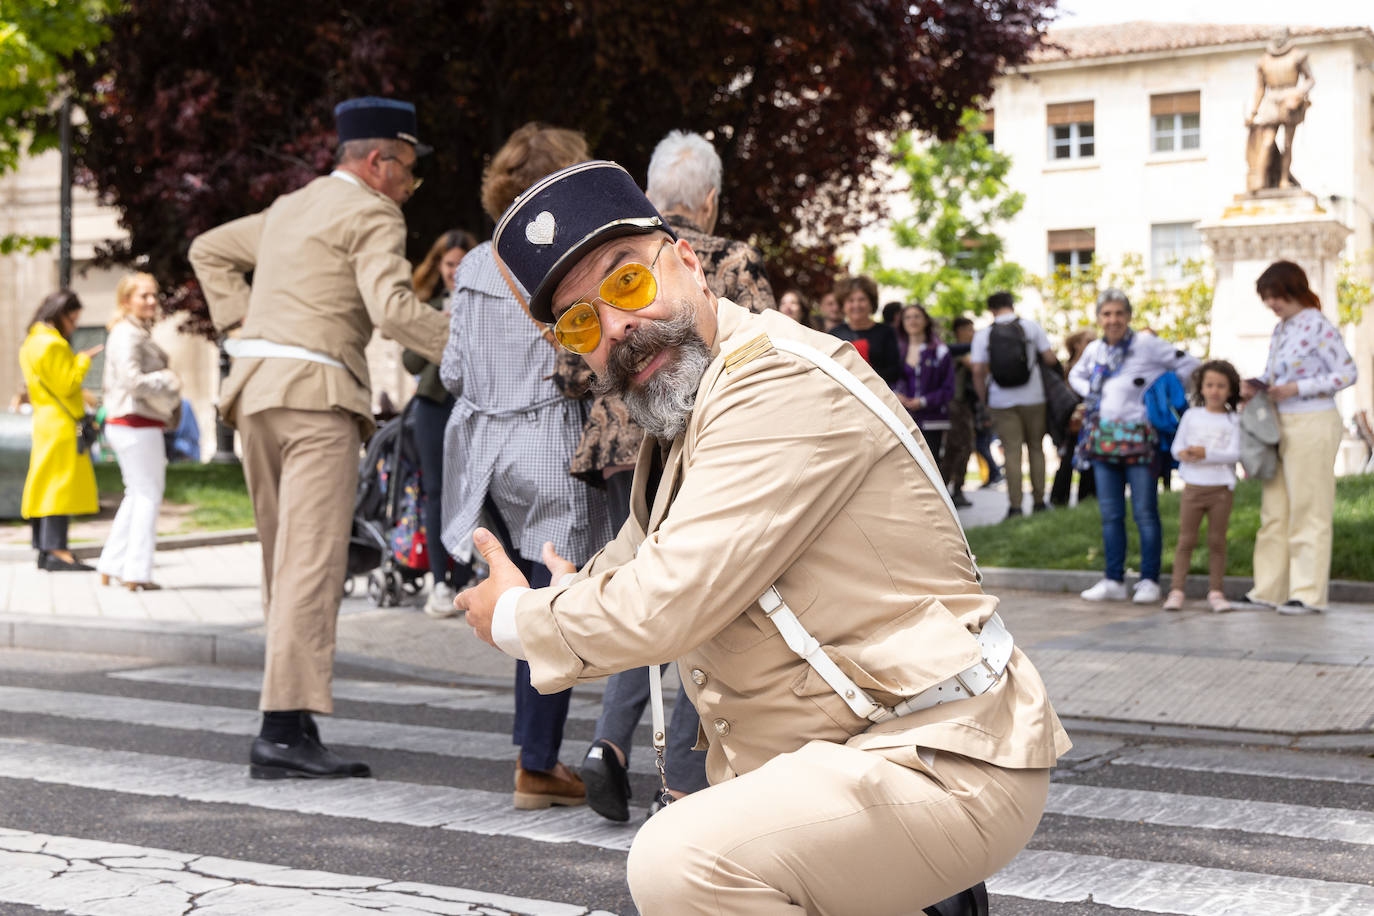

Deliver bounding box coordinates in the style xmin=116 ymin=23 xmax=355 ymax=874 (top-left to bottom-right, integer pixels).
xmin=189 ymin=97 xmax=448 ymax=779
xmin=457 ymin=161 xmax=1071 ymax=915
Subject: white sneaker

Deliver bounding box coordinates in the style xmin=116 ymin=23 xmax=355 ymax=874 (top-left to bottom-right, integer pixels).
xmin=1080 ymin=578 xmax=1128 ymax=601
xmin=424 ymin=582 xmax=458 ymax=618
xmin=1132 ymin=579 xmax=1161 ymax=604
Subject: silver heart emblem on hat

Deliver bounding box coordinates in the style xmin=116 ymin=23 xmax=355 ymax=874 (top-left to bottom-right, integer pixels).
xmin=525 ymin=211 xmax=556 ymax=246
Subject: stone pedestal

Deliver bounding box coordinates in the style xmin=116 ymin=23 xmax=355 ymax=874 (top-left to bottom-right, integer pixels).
xmin=1198 ymin=190 xmax=1358 ymax=469
xmin=1198 ymin=190 xmax=1350 ymax=374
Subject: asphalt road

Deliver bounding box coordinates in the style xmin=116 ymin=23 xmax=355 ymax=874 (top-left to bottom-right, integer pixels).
xmin=0 ymin=646 xmax=1370 ymax=915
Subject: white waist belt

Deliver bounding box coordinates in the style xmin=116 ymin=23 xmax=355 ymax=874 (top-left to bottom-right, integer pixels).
xmin=758 ymin=586 xmax=1012 ymax=724
xmin=225 ymin=337 xmax=346 ymax=370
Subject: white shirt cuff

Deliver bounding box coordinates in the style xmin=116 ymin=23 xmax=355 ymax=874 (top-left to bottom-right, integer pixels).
xmin=491 ymin=587 xmax=529 ymax=660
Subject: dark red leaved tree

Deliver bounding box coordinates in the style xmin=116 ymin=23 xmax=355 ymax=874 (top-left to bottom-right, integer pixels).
xmin=68 ymin=0 xmax=1055 ymax=331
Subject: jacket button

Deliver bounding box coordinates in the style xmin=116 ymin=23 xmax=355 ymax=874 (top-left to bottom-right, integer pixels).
xmin=691 ymin=669 xmax=707 ymax=686
xmin=713 ymin=718 xmax=731 ymax=736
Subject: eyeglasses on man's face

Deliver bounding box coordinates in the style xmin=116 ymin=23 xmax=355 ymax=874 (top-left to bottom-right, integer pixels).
xmin=553 ymin=239 xmax=673 ymax=354
xmin=380 ymin=154 xmax=423 ymax=192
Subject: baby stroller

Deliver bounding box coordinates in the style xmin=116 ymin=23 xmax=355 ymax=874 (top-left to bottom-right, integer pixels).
xmin=346 ymin=400 xmax=431 ymax=607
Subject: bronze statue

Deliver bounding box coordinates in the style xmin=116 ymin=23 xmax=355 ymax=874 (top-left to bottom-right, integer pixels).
xmin=1245 ymin=28 xmax=1314 ymax=193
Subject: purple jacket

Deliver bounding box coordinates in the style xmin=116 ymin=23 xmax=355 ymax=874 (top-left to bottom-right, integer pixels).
xmin=894 ymin=335 xmax=955 ymax=429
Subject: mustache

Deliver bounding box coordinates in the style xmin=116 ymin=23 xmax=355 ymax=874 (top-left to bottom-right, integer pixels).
xmin=592 ymin=299 xmax=700 ymax=395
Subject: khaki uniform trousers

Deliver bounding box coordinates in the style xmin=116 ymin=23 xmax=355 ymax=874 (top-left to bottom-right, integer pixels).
xmin=627 ymin=739 xmax=1049 ymax=915
xmin=238 ymin=407 xmax=360 ymax=714
xmin=1249 ymin=408 xmax=1343 ymax=609
xmin=990 ymin=402 xmax=1047 ymax=508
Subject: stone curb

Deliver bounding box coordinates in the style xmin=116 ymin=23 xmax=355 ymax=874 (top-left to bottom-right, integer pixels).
xmin=0 ymin=528 xmax=258 ymax=562
xmin=979 ymin=566 xmax=1374 ymax=604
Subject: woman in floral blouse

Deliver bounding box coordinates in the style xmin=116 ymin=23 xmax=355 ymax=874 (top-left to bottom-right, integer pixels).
xmin=1241 ymin=260 xmax=1357 ymax=613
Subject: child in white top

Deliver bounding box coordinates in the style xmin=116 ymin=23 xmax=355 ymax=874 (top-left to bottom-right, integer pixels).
xmin=1164 ymin=361 xmax=1242 ymax=613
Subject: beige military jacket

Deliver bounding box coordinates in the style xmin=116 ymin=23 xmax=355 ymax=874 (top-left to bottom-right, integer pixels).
xmin=188 ymin=173 xmax=449 ymax=438
xmin=515 ymin=300 xmax=1070 ymax=785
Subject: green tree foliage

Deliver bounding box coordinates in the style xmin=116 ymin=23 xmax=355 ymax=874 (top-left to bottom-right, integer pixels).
xmin=1336 ymin=252 xmax=1372 ymax=328
xmin=863 ymin=109 xmax=1026 ymax=323
xmin=0 ymin=0 xmax=116 ymax=252
xmin=59 ymin=0 xmax=1056 ymax=331
xmin=1030 ymin=253 xmax=1215 ymax=351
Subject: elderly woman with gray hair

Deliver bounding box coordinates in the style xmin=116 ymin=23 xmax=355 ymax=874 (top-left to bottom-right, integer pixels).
xmin=1069 ymin=290 xmax=1198 ymax=604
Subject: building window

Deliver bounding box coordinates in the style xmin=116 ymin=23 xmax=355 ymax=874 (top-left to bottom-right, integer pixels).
xmin=1048 ymin=229 xmax=1095 ymax=273
xmin=1047 ymin=101 xmax=1095 ymax=160
xmin=1151 ymin=222 xmax=1203 ymax=280
xmin=978 ymin=108 xmax=995 ymax=147
xmin=1150 ymin=91 xmax=1201 ymax=153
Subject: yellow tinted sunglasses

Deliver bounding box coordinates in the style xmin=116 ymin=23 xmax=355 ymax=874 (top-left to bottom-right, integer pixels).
xmin=553 ymin=239 xmax=672 ymax=353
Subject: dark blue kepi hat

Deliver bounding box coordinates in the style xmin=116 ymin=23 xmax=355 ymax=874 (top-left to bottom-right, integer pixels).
xmin=493 ymin=161 xmax=676 ymax=323
xmin=333 ymin=97 xmax=432 ymax=156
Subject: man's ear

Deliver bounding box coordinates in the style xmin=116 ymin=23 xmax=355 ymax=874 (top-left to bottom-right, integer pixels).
xmin=673 ymin=238 xmax=712 ymax=298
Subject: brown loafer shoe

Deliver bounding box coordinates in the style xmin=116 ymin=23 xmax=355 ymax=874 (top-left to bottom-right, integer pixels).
xmin=125 ymin=581 xmax=162 ymax=591
xmin=513 ymin=762 xmax=586 ymax=810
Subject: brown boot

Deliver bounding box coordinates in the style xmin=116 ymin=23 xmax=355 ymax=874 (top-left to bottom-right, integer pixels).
xmin=513 ymin=761 xmax=586 ymax=810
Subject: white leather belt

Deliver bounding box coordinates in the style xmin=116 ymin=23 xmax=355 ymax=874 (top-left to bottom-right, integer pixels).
xmin=759 ymin=586 xmax=1012 ymax=724
xmin=225 ymin=337 xmax=346 ymax=370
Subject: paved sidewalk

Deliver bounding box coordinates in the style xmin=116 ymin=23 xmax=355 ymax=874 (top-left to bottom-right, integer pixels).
xmin=2 ymin=540 xmax=1371 ymax=748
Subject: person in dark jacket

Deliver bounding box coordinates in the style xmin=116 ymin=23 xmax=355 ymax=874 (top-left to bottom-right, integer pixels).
xmin=942 ymin=316 xmax=978 ymax=506
xmin=829 ymin=275 xmax=900 ymax=385
xmin=892 ymin=304 xmax=955 ymax=462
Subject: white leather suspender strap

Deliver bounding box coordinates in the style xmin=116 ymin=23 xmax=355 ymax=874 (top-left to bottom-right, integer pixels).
xmin=768 ymin=336 xmax=980 ymax=582
xmin=763 ymin=584 xmax=1014 ymax=725
xmin=757 ymin=336 xmax=1009 ymax=724
xmin=759 ymin=587 xmax=889 ymax=722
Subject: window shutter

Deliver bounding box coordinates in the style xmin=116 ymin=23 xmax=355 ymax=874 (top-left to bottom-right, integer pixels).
xmin=1150 ymin=91 xmax=1201 ymax=116
xmin=1046 ymin=101 xmax=1094 ymax=125
xmin=1048 ymin=229 xmax=1096 ymax=252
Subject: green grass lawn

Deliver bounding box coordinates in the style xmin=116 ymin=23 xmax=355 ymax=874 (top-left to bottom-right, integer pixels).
xmin=966 ymin=473 xmax=1374 ymax=582
xmin=94 ymin=462 xmax=256 ymax=532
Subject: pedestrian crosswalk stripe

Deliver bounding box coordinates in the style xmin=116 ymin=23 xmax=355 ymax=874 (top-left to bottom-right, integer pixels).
xmin=109 ymin=664 xmax=684 ymax=719
xmin=989 ymin=849 xmax=1374 ymax=914
xmin=0 ymin=827 xmax=615 ymax=916
xmin=1115 ymin=744 xmax=1374 ymax=787
xmin=0 ymin=738 xmax=643 ymax=852
xmin=1045 ymin=783 xmax=1374 ymax=846
xmin=0 ymin=684 xmax=660 ymax=775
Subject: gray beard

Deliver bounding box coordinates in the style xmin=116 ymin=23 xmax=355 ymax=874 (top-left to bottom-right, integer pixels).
xmin=591 ymin=298 xmax=712 ymax=440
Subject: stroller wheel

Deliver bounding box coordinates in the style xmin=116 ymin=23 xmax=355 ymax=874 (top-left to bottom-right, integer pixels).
xmin=384 ymin=571 xmax=404 ymax=607
xmin=342 ymin=576 xmax=355 ymax=597
xmin=366 ymin=572 xmax=385 ymax=607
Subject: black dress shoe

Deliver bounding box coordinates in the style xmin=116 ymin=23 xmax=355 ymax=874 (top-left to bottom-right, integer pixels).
xmin=923 ymin=882 xmax=989 ymax=916
xmin=951 ymin=492 xmax=972 ymax=508
xmin=581 ymin=738 xmax=631 ymax=822
xmin=42 ymin=554 xmax=95 ymax=572
xmin=249 ymin=735 xmax=371 ymax=779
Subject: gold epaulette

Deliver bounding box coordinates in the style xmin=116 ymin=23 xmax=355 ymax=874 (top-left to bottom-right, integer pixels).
xmin=723 ymin=333 xmax=773 ymax=374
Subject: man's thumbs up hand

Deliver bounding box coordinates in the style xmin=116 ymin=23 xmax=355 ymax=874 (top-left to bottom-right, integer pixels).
xmin=454 ymin=528 xmax=529 ymax=647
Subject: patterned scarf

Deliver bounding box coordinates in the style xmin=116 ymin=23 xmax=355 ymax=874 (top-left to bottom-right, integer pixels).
xmin=1074 ymin=329 xmax=1134 ymax=470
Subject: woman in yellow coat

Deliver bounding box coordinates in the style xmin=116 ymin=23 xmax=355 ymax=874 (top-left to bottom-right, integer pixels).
xmin=19 ymin=290 xmax=104 ymax=571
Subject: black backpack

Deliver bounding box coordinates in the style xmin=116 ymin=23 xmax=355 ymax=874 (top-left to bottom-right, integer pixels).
xmin=987 ymin=319 xmax=1033 ymax=388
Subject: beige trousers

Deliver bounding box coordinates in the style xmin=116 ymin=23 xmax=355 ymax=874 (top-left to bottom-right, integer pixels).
xmin=238 ymin=407 xmax=360 ymax=713
xmin=627 ymin=740 xmax=1049 ymax=915
xmin=990 ymin=403 xmax=1047 ymax=508
xmin=1249 ymin=408 xmax=1343 ymax=608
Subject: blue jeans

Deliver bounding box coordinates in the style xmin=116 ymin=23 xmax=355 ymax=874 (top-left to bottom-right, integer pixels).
xmin=1091 ymin=460 xmax=1160 ymax=583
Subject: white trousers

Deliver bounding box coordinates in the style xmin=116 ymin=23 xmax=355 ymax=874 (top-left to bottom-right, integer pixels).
xmin=97 ymin=425 xmax=166 ymax=584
